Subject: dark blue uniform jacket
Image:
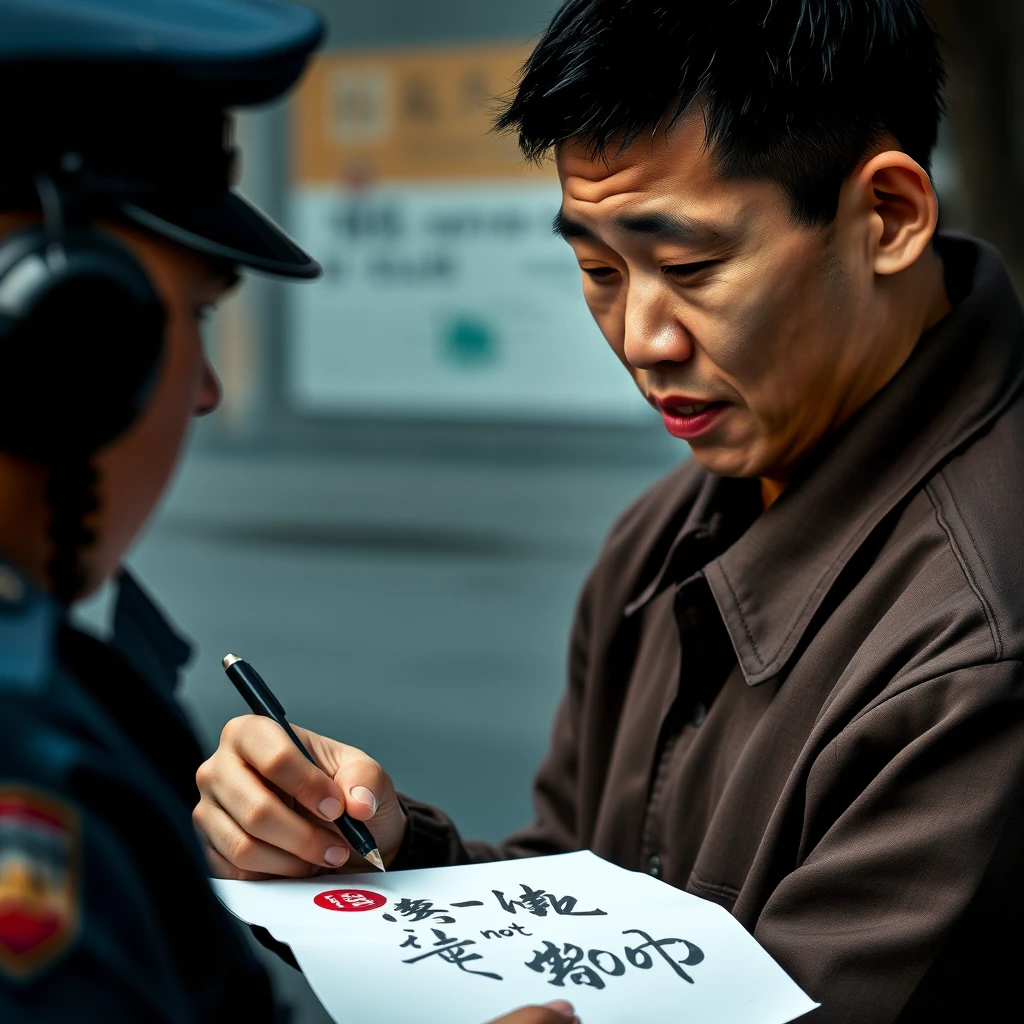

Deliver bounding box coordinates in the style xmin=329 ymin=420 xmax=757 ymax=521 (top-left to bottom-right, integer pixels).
xmin=0 ymin=563 xmax=278 ymax=1022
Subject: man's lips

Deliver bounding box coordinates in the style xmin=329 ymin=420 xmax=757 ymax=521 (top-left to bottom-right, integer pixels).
xmin=651 ymin=395 xmax=730 ymax=439
xmin=652 ymin=395 xmax=727 ymax=416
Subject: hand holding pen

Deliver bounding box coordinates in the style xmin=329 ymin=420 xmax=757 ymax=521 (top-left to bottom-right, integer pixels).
xmin=194 ymin=654 xmax=408 ymax=877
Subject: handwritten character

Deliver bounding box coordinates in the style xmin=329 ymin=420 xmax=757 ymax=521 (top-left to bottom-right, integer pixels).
xmin=402 ymin=927 xmax=503 ymax=981
xmin=491 ymin=885 xmax=606 ymax=918
xmin=588 ymin=949 xmax=626 ymax=977
xmin=622 ymin=929 xmax=705 ymax=983
xmin=524 ymin=941 xmax=606 ymax=989
xmin=392 ymin=898 xmax=455 ymax=924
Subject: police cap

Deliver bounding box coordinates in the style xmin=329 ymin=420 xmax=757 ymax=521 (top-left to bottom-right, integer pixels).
xmin=0 ymin=0 xmax=325 ymax=278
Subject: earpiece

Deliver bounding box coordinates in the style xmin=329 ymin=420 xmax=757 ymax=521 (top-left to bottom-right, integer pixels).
xmin=0 ymin=170 xmax=166 ymax=464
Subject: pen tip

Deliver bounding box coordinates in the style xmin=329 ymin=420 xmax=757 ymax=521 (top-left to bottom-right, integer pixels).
xmin=222 ymin=653 xmax=242 ymax=670
xmin=365 ymin=849 xmax=385 ymax=873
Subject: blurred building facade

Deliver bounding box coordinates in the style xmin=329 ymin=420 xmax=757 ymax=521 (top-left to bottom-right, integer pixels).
xmin=923 ymin=0 xmax=1024 ymax=289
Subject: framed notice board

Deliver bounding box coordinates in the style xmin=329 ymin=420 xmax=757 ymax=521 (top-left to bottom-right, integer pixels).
xmin=285 ymin=42 xmax=650 ymax=422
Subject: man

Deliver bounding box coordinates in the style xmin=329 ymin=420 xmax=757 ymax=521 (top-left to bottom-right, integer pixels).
xmin=0 ymin=1 xmax=580 ymax=1022
xmin=196 ymin=0 xmax=1024 ymax=1020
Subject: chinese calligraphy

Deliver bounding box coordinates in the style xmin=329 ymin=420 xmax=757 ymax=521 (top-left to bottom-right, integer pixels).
xmin=402 ymin=927 xmax=503 ymax=981
xmin=385 ymin=899 xmax=456 ymax=924
xmin=382 ymin=889 xmax=705 ymax=994
xmin=491 ymin=885 xmax=607 ymax=918
xmin=525 ymin=931 xmax=705 ymax=990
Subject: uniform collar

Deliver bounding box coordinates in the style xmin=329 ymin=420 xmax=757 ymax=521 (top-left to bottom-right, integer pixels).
xmin=0 ymin=556 xmax=60 ymax=691
xmin=0 ymin=556 xmax=191 ymax=697
xmin=110 ymin=569 xmax=192 ymax=697
xmin=631 ymin=234 xmax=1024 ymax=685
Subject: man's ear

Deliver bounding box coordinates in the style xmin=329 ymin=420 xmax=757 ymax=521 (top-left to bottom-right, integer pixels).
xmin=850 ymin=151 xmax=938 ymax=277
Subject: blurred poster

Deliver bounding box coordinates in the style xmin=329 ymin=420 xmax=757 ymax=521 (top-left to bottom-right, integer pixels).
xmin=286 ymin=43 xmax=650 ymax=421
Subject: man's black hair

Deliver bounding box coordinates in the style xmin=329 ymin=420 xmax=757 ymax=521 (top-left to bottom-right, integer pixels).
xmin=497 ymin=0 xmax=946 ymax=226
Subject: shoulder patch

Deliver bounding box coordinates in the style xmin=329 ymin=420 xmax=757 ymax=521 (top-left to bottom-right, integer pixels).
xmin=0 ymin=784 xmax=80 ymax=979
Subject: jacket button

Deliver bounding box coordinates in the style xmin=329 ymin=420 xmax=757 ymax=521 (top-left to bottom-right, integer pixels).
xmin=646 ymin=854 xmax=662 ymax=878
xmin=689 ymin=701 xmax=707 ymax=727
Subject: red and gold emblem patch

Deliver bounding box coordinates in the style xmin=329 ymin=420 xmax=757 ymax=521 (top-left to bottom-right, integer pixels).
xmin=0 ymin=785 xmax=79 ymax=979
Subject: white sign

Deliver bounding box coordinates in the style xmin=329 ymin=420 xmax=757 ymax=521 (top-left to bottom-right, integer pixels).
xmin=215 ymin=851 xmax=818 ymax=1024
xmin=286 ymin=183 xmax=652 ymax=422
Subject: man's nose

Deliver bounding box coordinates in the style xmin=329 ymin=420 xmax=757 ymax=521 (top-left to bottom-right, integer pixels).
xmin=195 ymin=360 xmax=222 ymax=416
xmin=622 ymin=283 xmax=693 ymax=369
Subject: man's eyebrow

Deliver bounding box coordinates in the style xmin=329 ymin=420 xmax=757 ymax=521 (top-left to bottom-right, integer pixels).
xmin=552 ymin=209 xmax=595 ymax=240
xmin=614 ymin=212 xmax=732 ymax=248
xmin=552 ymin=208 xmax=735 ymax=248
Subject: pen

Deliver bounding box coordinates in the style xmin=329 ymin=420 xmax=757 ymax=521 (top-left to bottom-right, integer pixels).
xmin=221 ymin=653 xmax=385 ymax=872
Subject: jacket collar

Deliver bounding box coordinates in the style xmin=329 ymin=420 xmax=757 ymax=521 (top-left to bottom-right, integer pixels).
xmin=0 ymin=554 xmax=191 ymax=698
xmin=110 ymin=569 xmax=192 ymax=697
xmin=0 ymin=556 xmax=60 ymax=692
xmin=623 ymin=472 xmax=760 ymax=617
xmin=634 ymin=234 xmax=1024 ymax=685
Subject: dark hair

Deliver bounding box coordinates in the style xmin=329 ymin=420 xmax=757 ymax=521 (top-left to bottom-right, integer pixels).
xmin=45 ymin=459 xmax=99 ymax=604
xmin=497 ymin=0 xmax=946 ymax=226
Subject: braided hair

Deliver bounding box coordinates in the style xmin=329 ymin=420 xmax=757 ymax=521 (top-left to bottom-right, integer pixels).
xmin=44 ymin=457 xmax=100 ymax=604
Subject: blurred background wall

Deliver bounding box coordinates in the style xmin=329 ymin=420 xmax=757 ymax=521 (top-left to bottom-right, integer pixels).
xmin=79 ymin=2 xmax=1024 ymax=1020
xmin=923 ymin=0 xmax=1024 ymax=290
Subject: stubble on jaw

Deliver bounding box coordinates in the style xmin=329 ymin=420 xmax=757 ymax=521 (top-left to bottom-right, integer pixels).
xmin=819 ymin=227 xmax=852 ymax=311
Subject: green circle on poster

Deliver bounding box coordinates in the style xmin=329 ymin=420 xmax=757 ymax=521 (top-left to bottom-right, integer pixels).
xmin=441 ymin=317 xmax=499 ymax=367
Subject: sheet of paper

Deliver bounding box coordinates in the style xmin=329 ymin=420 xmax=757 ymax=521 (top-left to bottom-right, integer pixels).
xmin=214 ymin=851 xmax=818 ymax=1024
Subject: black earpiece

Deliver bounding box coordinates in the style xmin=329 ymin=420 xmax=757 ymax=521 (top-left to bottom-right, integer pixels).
xmin=0 ymin=169 xmax=166 ymax=464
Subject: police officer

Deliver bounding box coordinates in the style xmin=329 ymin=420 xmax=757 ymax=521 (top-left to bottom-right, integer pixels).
xmin=0 ymin=2 xmax=580 ymax=1022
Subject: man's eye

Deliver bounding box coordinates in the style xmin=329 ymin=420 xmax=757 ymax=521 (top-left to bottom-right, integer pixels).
xmin=662 ymin=260 xmax=719 ymax=280
xmin=581 ymin=266 xmax=619 ymax=281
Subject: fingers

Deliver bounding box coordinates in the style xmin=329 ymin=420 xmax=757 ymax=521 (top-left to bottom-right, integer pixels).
xmin=199 ymin=837 xmax=291 ymax=882
xmin=195 ymin=715 xmax=409 ymax=875
xmin=289 ymin=723 xmax=409 ymax=863
xmin=486 ymin=1003 xmax=579 ymax=1024
xmin=194 ymin=797 xmax=339 ymax=877
xmin=292 ymin=724 xmax=389 ymax=822
xmin=216 ymin=716 xmax=349 ymax=825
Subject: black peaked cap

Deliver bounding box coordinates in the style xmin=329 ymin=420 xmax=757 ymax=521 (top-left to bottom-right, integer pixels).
xmin=0 ymin=0 xmax=325 ymax=279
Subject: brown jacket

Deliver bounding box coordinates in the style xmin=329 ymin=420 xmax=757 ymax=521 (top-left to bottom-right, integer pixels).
xmin=394 ymin=234 xmax=1024 ymax=1022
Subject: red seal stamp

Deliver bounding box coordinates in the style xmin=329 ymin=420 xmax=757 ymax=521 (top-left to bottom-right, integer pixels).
xmin=314 ymin=889 xmax=387 ymax=912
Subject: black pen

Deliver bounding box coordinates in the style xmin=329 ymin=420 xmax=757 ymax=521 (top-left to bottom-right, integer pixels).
xmin=221 ymin=653 xmax=384 ymax=872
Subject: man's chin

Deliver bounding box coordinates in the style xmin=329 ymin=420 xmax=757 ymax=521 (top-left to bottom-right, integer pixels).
xmin=686 ymin=440 xmax=764 ymax=481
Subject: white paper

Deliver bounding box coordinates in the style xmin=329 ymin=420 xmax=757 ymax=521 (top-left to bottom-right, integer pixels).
xmin=214 ymin=851 xmax=818 ymax=1024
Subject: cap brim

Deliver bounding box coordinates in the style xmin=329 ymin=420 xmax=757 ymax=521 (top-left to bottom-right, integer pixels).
xmin=117 ymin=190 xmax=321 ymax=280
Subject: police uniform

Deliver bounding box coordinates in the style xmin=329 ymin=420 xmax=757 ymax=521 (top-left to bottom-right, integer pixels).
xmin=0 ymin=566 xmax=283 ymax=1021
xmin=0 ymin=0 xmax=323 ymax=1019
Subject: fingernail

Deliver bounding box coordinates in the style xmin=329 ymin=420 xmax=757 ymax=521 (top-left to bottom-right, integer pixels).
xmin=350 ymin=786 xmax=378 ymax=816
xmin=324 ymin=845 xmax=349 ymax=867
xmin=318 ymin=797 xmax=343 ymax=819
xmin=544 ymin=1001 xmax=575 ymax=1018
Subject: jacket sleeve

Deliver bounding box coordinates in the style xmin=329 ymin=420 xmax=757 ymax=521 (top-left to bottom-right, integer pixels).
xmin=750 ymin=660 xmax=1024 ymax=1024
xmin=390 ymin=565 xmax=596 ymax=870
xmin=0 ymin=691 xmax=278 ymax=1024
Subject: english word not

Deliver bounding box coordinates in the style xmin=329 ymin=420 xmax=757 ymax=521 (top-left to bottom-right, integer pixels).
xmin=480 ymin=923 xmax=533 ymax=939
